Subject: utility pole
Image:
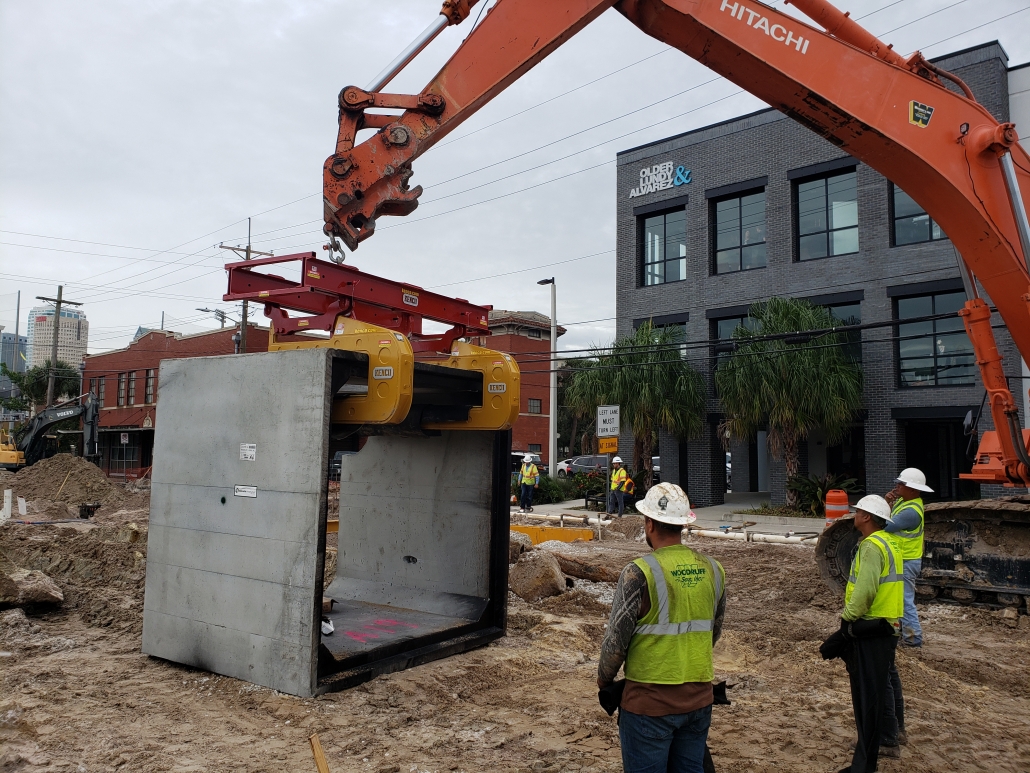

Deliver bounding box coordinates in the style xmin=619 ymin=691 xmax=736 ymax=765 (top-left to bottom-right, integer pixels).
xmin=537 ymin=277 xmax=558 ymax=473
xmin=36 ymin=286 xmax=83 ymax=407
xmin=220 ymin=217 xmax=272 ymax=354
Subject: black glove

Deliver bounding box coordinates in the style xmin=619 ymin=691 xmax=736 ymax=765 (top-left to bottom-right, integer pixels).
xmin=598 ymin=679 xmax=626 ymax=716
xmin=820 ymin=629 xmax=850 ymax=660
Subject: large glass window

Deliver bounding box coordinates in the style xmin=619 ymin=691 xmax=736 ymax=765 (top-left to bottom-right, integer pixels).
xmin=145 ymin=369 xmax=155 ymax=404
xmin=897 ymin=291 xmax=975 ymax=387
xmin=128 ymin=372 xmax=136 ymax=405
xmin=641 ymin=208 xmax=687 ymax=286
xmin=826 ymin=302 xmax=862 ymax=362
xmin=713 ymin=315 xmax=757 ymax=366
xmin=117 ymin=373 xmax=126 ymax=406
xmin=98 ymin=377 xmax=106 ymax=406
xmin=893 ymin=185 xmax=945 ymax=245
xmin=797 ymin=170 xmax=859 ymax=260
xmin=713 ymin=191 xmax=766 ymax=274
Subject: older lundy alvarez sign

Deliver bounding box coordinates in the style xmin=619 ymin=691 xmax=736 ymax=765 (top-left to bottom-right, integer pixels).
xmin=629 ymin=161 xmax=691 ymax=198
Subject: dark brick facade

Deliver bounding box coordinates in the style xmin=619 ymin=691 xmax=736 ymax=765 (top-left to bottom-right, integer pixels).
xmin=614 ymin=42 xmax=1023 ymax=506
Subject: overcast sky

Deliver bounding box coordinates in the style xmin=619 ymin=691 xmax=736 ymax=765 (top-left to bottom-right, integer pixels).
xmin=2 ymin=0 xmax=1028 ymax=356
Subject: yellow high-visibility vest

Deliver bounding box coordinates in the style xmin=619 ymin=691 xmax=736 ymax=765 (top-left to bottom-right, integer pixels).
xmin=845 ymin=532 xmax=904 ymax=620
xmin=611 ymin=468 xmax=628 ymax=491
xmin=624 ymin=545 xmax=724 ymax=684
xmin=891 ymin=497 xmax=925 ymax=561
xmin=519 ymin=463 xmax=538 ymax=485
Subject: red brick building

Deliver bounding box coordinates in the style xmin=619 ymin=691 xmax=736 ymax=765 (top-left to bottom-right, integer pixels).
xmin=82 ymin=324 xmax=269 ymax=478
xmin=474 ymin=310 xmax=565 ymax=465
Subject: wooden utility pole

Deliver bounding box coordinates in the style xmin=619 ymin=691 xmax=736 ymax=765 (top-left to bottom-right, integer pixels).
xmin=36 ymin=286 xmax=83 ymax=407
xmin=219 ymin=218 xmax=272 ymax=354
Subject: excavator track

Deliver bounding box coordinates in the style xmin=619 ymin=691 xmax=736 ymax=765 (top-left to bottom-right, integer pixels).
xmin=816 ymin=498 xmax=1030 ymax=615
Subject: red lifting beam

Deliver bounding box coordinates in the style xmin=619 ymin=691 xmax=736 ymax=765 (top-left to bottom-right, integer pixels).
xmin=223 ymin=252 xmax=491 ymax=353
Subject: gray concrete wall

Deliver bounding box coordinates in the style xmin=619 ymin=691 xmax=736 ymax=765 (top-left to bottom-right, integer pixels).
xmin=329 ymin=432 xmax=494 ymax=620
xmin=143 ymin=348 xmax=330 ymax=697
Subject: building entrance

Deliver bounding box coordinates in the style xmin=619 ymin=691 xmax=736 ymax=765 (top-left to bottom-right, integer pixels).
xmin=904 ymin=420 xmax=978 ymax=501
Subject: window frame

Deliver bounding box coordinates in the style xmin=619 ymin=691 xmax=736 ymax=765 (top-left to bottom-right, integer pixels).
xmin=97 ymin=377 xmax=106 ymax=407
xmin=709 ymin=187 xmax=767 ymax=275
xmin=145 ymin=369 xmax=155 ymax=404
xmin=792 ymin=167 xmax=860 ymax=262
xmin=527 ymin=397 xmax=542 ymax=415
xmin=527 ymin=328 xmax=542 ymax=339
xmin=889 ymin=183 xmax=947 ymax=247
xmin=894 ymin=290 xmax=975 ymax=389
xmin=117 ymin=373 xmax=126 ymax=407
xmin=128 ymin=371 xmax=136 ymax=405
xmin=528 ymin=443 xmax=542 ymax=454
xmin=638 ymin=204 xmax=689 ymax=287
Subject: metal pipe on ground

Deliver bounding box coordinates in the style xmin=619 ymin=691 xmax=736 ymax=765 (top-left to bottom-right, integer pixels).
xmin=525 ymin=513 xmax=612 ymax=527
xmin=688 ymin=528 xmax=818 ymax=546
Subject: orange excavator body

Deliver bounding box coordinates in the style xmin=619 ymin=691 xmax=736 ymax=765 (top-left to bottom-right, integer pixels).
xmin=322 ymin=0 xmax=1030 ymax=485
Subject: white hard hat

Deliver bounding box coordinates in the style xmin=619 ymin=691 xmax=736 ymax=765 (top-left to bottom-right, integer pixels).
xmin=612 ymin=456 xmax=623 ymax=464
xmin=896 ymin=467 xmax=933 ymax=493
xmin=853 ymin=494 xmax=892 ymax=522
xmin=523 ymin=453 xmax=534 ymax=462
xmin=635 ymin=483 xmax=696 ymax=526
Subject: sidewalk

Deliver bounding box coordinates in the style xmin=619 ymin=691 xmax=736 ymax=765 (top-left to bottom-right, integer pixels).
xmin=512 ymin=492 xmax=826 ymax=535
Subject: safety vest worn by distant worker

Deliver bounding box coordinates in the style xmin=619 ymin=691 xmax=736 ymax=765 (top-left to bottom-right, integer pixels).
xmin=845 ymin=532 xmax=904 ymax=620
xmin=624 ymin=545 xmax=724 ymax=684
xmin=611 ymin=467 xmax=628 ymax=491
xmin=520 ymin=463 xmax=539 ymax=485
xmin=891 ymin=497 xmax=925 ymax=561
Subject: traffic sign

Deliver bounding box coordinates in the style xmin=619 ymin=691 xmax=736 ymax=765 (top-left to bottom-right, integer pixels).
xmin=596 ymin=405 xmax=620 ymax=437
xmin=598 ymin=437 xmax=618 ymax=454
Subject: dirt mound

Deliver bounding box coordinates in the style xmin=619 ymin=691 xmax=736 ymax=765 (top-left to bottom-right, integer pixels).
xmin=8 ymin=454 xmax=126 ymax=507
xmin=0 ymin=522 xmax=147 ymax=634
xmin=605 ymin=514 xmax=645 ymax=541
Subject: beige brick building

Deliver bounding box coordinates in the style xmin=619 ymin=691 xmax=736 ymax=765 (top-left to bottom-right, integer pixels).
xmin=28 ymin=306 xmax=89 ymax=368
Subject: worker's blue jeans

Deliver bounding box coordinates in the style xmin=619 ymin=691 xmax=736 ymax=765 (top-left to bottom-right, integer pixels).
xmin=519 ymin=483 xmax=535 ymax=511
xmin=608 ymin=490 xmax=626 ymax=516
xmin=901 ymin=559 xmax=923 ymax=646
xmin=618 ymin=705 xmax=711 ymax=773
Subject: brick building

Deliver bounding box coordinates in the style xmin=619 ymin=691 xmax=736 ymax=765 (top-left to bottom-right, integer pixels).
xmin=475 ymin=310 xmax=565 ymax=465
xmin=614 ymin=41 xmax=1027 ymax=507
xmin=82 ymin=324 xmax=268 ymax=477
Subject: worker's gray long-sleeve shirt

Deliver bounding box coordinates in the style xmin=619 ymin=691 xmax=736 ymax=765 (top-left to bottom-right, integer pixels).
xmin=884 ymin=505 xmax=921 ymax=534
xmin=597 ymin=561 xmax=726 ymax=686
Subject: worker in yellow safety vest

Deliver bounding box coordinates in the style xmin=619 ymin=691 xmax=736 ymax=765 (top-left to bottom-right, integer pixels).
xmin=517 ymin=453 xmax=539 ymax=514
xmin=597 ymin=483 xmax=726 ymax=773
xmin=819 ymin=495 xmax=904 ymax=773
xmin=884 ymin=467 xmax=930 ymax=648
xmin=608 ymin=456 xmax=630 ymax=517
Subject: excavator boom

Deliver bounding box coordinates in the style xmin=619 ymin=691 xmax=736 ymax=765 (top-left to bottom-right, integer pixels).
xmin=323 ymin=0 xmax=1030 ymax=486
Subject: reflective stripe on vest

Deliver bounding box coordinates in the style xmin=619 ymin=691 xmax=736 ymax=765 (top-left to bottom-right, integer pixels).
xmin=891 ymin=497 xmax=925 ymax=561
xmin=520 ymin=464 xmax=538 ymax=484
xmin=624 ymin=547 xmax=723 ymax=684
xmin=845 ymin=532 xmax=904 ymax=620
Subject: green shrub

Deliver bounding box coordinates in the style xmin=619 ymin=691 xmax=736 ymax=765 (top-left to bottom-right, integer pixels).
xmin=511 ymin=474 xmax=579 ymax=505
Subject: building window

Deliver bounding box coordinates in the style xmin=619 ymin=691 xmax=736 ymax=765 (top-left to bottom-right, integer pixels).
xmin=528 ymin=444 xmax=542 ymax=454
xmin=128 ymin=372 xmax=136 ymax=405
xmin=826 ymin=302 xmax=862 ymax=362
xmin=892 ymin=185 xmax=945 ymax=245
xmin=145 ymin=369 xmax=155 ymax=404
xmin=88 ymin=378 xmax=96 ymax=396
xmin=712 ymin=190 xmax=766 ymax=274
xmin=528 ymin=398 xmax=542 ymax=414
xmin=98 ymin=377 xmax=105 ymax=406
xmin=117 ymin=373 xmax=126 ymax=406
xmin=641 ymin=208 xmax=687 ymax=286
xmin=796 ymin=170 xmax=859 ymax=260
xmin=897 ymin=291 xmax=975 ymax=387
xmin=712 ymin=315 xmax=757 ymax=367
xmin=527 ymin=328 xmax=542 ymax=339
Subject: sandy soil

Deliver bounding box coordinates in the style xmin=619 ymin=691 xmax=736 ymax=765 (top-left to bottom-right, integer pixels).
xmin=2 ymin=476 xmax=1029 ymax=772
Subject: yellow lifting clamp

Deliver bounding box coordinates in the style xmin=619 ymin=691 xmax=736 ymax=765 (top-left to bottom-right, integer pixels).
xmin=420 ymin=340 xmax=520 ymax=431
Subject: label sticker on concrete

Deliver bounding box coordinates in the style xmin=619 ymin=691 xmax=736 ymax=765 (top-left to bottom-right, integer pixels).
xmin=239 ymin=443 xmax=256 ymax=461
xmin=373 ymin=367 xmax=394 ymax=380
xmin=234 ymin=485 xmax=257 ymax=498
xmin=487 ymin=383 xmax=506 ymax=393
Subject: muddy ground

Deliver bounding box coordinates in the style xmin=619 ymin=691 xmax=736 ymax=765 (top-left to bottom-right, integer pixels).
xmin=2 ymin=460 xmax=1029 ymax=772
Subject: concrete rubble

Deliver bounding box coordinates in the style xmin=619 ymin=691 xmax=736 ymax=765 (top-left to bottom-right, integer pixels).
xmin=508 ymin=550 xmax=566 ymax=602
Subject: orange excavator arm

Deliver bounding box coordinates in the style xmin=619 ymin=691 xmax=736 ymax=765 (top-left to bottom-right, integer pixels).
xmin=323 ymin=0 xmax=1030 ymax=486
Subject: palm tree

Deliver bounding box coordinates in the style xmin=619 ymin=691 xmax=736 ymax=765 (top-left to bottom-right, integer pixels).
xmin=566 ymin=322 xmax=705 ymax=488
xmin=1 ymin=359 xmax=80 ymax=411
xmin=714 ymin=297 xmax=863 ymax=507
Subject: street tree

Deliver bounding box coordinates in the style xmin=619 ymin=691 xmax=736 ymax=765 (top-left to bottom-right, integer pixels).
xmin=566 ymin=321 xmax=705 ymax=488
xmin=714 ymin=297 xmax=863 ymax=507
xmin=0 ymin=360 xmax=80 ymax=410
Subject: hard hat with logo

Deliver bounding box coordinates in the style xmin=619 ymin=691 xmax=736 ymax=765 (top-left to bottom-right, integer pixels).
xmin=895 ymin=467 xmax=933 ymax=493
xmin=612 ymin=456 xmax=623 ymax=464
xmin=523 ymin=453 xmax=534 ymax=462
xmin=853 ymin=494 xmax=892 ymax=522
xmin=635 ymin=482 xmax=696 ymax=525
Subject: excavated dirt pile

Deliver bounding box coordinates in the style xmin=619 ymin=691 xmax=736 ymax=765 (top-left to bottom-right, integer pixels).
xmin=5 ymin=454 xmax=128 ymax=507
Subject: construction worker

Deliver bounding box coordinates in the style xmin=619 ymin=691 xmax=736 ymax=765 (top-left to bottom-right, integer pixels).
xmin=518 ymin=453 xmax=539 ymax=513
xmin=820 ymin=494 xmax=904 ymax=773
xmin=884 ymin=467 xmax=931 ymax=648
xmin=608 ymin=456 xmax=630 ymax=517
xmin=597 ymin=483 xmax=726 ymax=773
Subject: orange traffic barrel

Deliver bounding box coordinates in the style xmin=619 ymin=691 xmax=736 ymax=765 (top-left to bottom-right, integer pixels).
xmin=824 ymin=489 xmax=851 ymax=527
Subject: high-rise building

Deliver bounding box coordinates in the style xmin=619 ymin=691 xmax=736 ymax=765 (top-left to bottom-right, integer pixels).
xmin=0 ymin=330 xmax=29 ymax=398
xmin=27 ymin=305 xmax=89 ymax=368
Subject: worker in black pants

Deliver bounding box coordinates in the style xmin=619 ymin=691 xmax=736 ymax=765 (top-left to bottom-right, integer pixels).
xmin=883 ymin=663 xmax=906 ymax=746
xmin=819 ymin=495 xmax=904 ymax=773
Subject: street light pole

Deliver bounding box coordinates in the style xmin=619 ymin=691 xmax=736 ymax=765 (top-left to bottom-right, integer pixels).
xmin=538 ymin=278 xmax=558 ymax=474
